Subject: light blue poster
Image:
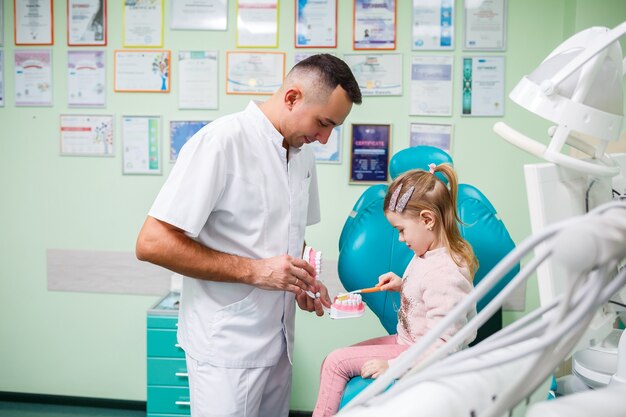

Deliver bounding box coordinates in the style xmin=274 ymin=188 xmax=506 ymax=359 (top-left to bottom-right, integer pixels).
xmin=170 ymin=120 xmax=210 ymax=161
xmin=296 ymin=0 xmax=336 ymax=47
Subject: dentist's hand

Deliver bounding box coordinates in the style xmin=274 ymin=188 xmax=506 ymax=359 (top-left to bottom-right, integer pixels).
xmin=377 ymin=272 xmax=403 ymax=292
xmin=252 ymin=255 xmax=317 ymax=295
xmin=296 ymin=280 xmax=331 ymax=316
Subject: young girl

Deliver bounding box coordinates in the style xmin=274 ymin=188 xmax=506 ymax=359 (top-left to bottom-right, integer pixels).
xmin=313 ymin=163 xmax=479 ymax=417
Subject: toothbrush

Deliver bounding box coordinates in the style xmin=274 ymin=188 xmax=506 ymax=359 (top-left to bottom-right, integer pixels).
xmin=303 ymin=246 xmax=322 ymax=299
xmin=336 ymin=286 xmax=384 ymax=300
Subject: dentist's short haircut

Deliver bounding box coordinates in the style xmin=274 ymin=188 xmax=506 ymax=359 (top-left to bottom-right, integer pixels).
xmin=285 ymin=54 xmax=362 ymax=105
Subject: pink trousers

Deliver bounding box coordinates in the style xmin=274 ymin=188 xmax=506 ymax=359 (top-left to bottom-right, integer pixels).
xmin=312 ymin=335 xmax=409 ymax=417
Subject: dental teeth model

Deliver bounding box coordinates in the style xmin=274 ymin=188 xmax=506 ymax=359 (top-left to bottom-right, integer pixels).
xmin=303 ymin=246 xmax=322 ymax=298
xmin=330 ymin=293 xmax=365 ymax=319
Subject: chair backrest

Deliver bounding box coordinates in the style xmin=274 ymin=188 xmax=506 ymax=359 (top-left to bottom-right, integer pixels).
xmin=338 ymin=146 xmax=519 ymax=339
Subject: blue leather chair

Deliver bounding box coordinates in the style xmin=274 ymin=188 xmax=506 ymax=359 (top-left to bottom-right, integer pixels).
xmin=336 ymin=146 xmax=519 ymax=408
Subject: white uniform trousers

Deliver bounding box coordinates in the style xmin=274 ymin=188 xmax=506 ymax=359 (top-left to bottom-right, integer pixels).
xmin=185 ymin=349 xmax=292 ymax=417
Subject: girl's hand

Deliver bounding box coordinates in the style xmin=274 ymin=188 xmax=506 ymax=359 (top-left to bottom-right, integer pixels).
xmin=377 ymin=272 xmax=402 ymax=292
xmin=361 ymin=359 xmax=389 ymax=379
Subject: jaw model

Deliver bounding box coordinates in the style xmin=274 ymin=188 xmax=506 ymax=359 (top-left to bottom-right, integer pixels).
xmin=330 ymin=293 xmax=365 ymax=319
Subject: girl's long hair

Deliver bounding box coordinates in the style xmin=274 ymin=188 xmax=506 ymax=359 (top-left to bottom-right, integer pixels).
xmin=383 ymin=164 xmax=478 ymax=280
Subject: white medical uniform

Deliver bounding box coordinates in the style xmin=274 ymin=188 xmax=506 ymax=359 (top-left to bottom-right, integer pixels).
xmin=148 ymin=101 xmax=321 ymax=417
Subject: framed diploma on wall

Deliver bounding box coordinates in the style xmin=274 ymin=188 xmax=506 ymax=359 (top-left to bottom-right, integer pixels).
xmin=67 ymin=0 xmax=107 ymax=46
xmin=295 ymin=0 xmax=337 ymax=48
xmin=350 ymin=124 xmax=391 ymax=184
xmin=14 ymin=0 xmax=54 ymax=45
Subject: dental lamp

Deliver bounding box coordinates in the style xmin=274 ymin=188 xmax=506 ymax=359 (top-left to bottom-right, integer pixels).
xmin=494 ymin=22 xmax=626 ymax=178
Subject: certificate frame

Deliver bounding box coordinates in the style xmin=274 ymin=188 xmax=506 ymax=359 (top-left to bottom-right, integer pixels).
xmin=409 ymin=55 xmax=454 ymax=116
xmin=226 ymin=51 xmax=285 ymax=95
xmin=170 ymin=120 xmax=210 ymax=162
xmin=353 ymin=0 xmax=396 ymax=51
xmin=412 ymin=0 xmax=454 ymax=51
xmin=60 ymin=114 xmax=114 ymax=156
xmin=463 ymin=0 xmax=507 ymax=51
xmin=309 ymin=126 xmax=342 ymax=164
xmin=350 ymin=123 xmax=391 ymax=184
xmin=14 ymin=49 xmax=53 ymax=107
xmin=178 ymin=50 xmax=218 ymax=109
xmin=236 ymin=0 xmax=279 ymax=48
xmin=170 ymin=0 xmax=228 ymax=31
xmin=409 ymin=122 xmax=453 ymax=154
xmin=0 ymin=50 xmax=5 ymax=107
xmin=0 ymin=0 xmax=4 ymax=46
xmin=123 ymin=0 xmax=164 ymax=48
xmin=114 ymin=50 xmax=171 ymax=93
xmin=122 ymin=115 xmax=162 ymax=175
xmin=294 ymin=0 xmax=337 ymax=49
xmin=14 ymin=0 xmax=54 ymax=45
xmin=461 ymin=56 xmax=505 ymax=117
xmin=68 ymin=50 xmax=106 ymax=107
xmin=344 ymin=53 xmax=403 ymax=96
xmin=67 ymin=0 xmax=107 ymax=46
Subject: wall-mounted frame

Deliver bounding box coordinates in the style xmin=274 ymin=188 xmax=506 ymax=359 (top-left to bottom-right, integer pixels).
xmin=14 ymin=49 xmax=53 ymax=106
xmin=170 ymin=120 xmax=210 ymax=162
xmin=463 ymin=0 xmax=507 ymax=51
xmin=178 ymin=51 xmax=218 ymax=109
xmin=114 ymin=50 xmax=171 ymax=93
xmin=60 ymin=114 xmax=114 ymax=156
xmin=67 ymin=0 xmax=107 ymax=46
xmin=409 ymin=122 xmax=453 ymax=154
xmin=344 ymin=53 xmax=402 ymax=96
xmin=237 ymin=0 xmax=278 ymax=48
xmin=14 ymin=0 xmax=54 ymax=45
xmin=412 ymin=0 xmax=454 ymax=51
xmin=353 ymin=0 xmax=396 ymax=50
xmin=226 ymin=51 xmax=285 ymax=95
xmin=350 ymin=124 xmax=391 ymax=184
xmin=123 ymin=0 xmax=163 ymax=47
xmin=170 ymin=0 xmax=227 ymax=31
xmin=0 ymin=50 xmax=5 ymax=106
xmin=68 ymin=50 xmax=106 ymax=107
xmin=295 ymin=0 xmax=337 ymax=48
xmin=461 ymin=56 xmax=505 ymax=116
xmin=409 ymin=55 xmax=453 ymax=116
xmin=122 ymin=115 xmax=162 ymax=175
xmin=0 ymin=0 xmax=4 ymax=46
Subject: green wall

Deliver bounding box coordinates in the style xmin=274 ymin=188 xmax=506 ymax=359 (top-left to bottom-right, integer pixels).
xmin=0 ymin=0 xmax=624 ymax=411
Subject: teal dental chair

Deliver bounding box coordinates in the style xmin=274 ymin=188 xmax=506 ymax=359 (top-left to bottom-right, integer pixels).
xmin=336 ymin=146 xmax=519 ymax=408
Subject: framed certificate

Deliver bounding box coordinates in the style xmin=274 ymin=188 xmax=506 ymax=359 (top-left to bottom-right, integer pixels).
xmin=464 ymin=0 xmax=507 ymax=51
xmin=122 ymin=115 xmax=162 ymax=175
xmin=114 ymin=50 xmax=171 ymax=93
xmin=350 ymin=124 xmax=391 ymax=184
xmin=410 ymin=123 xmax=452 ymax=154
xmin=412 ymin=0 xmax=454 ymax=50
xmin=14 ymin=0 xmax=54 ymax=45
xmin=68 ymin=50 xmax=106 ymax=107
xmin=353 ymin=0 xmax=396 ymax=50
xmin=60 ymin=114 xmax=114 ymax=156
xmin=309 ymin=126 xmax=342 ymax=164
xmin=68 ymin=0 xmax=107 ymax=46
xmin=410 ymin=55 xmax=453 ymax=116
xmin=344 ymin=53 xmax=402 ymax=96
xmin=170 ymin=120 xmax=210 ymax=161
xmin=178 ymin=51 xmax=218 ymax=109
xmin=123 ymin=0 xmax=164 ymax=47
xmin=14 ymin=49 xmax=53 ymax=106
xmin=170 ymin=0 xmax=227 ymax=30
xmin=237 ymin=0 xmax=278 ymax=48
xmin=295 ymin=0 xmax=337 ymax=48
xmin=0 ymin=0 xmax=4 ymax=46
xmin=461 ymin=56 xmax=505 ymax=116
xmin=226 ymin=51 xmax=285 ymax=95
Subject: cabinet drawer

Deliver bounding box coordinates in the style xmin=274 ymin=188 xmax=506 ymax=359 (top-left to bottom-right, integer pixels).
xmin=147 ymin=386 xmax=191 ymax=415
xmin=148 ymin=316 xmax=179 ymax=330
xmin=147 ymin=329 xmax=185 ymax=358
xmin=148 ymin=358 xmax=188 ymax=386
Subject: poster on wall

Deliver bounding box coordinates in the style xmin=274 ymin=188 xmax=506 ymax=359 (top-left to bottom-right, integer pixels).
xmin=122 ymin=115 xmax=162 ymax=175
xmin=171 ymin=0 xmax=228 ymax=30
xmin=344 ymin=53 xmax=402 ymax=96
xmin=114 ymin=50 xmax=170 ymax=92
xmin=237 ymin=0 xmax=278 ymax=48
xmin=123 ymin=0 xmax=163 ymax=47
xmin=14 ymin=49 xmax=53 ymax=106
xmin=226 ymin=51 xmax=285 ymax=95
xmin=409 ymin=123 xmax=452 ymax=154
xmin=464 ymin=0 xmax=507 ymax=51
xmin=412 ymin=0 xmax=454 ymax=50
xmin=14 ymin=0 xmax=54 ymax=45
xmin=295 ymin=0 xmax=337 ymax=48
xmin=67 ymin=50 xmax=106 ymax=107
xmin=309 ymin=126 xmax=342 ymax=164
xmin=0 ymin=50 xmax=4 ymax=106
xmin=353 ymin=0 xmax=396 ymax=50
xmin=410 ymin=55 xmax=453 ymax=116
xmin=178 ymin=51 xmax=218 ymax=109
xmin=350 ymin=124 xmax=391 ymax=184
xmin=60 ymin=114 xmax=114 ymax=156
xmin=461 ymin=56 xmax=505 ymax=116
xmin=68 ymin=0 xmax=107 ymax=46
xmin=170 ymin=120 xmax=210 ymax=161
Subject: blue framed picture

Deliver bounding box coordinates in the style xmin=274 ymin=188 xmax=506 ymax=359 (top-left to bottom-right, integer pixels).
xmin=350 ymin=123 xmax=391 ymax=183
xmin=169 ymin=120 xmax=210 ymax=162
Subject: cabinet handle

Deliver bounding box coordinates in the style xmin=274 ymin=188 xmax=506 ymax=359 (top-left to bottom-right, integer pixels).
xmin=175 ymin=401 xmax=191 ymax=407
xmin=175 ymin=372 xmax=189 ymax=377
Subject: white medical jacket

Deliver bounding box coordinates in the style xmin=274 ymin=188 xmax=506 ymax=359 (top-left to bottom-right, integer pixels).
xmin=149 ymin=101 xmax=320 ymax=368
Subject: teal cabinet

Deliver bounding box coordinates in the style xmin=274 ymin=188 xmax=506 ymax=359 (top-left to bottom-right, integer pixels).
xmin=147 ymin=293 xmax=190 ymax=417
